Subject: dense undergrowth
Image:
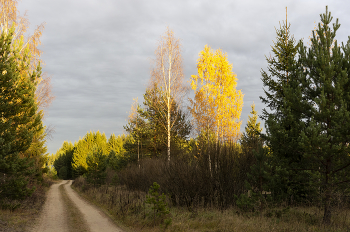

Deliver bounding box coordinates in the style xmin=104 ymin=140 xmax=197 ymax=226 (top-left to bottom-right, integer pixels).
xmin=69 ymin=140 xmax=350 ymax=231
xmin=0 ymin=175 xmax=55 ymax=232
xmin=72 ymin=174 xmax=350 ymax=232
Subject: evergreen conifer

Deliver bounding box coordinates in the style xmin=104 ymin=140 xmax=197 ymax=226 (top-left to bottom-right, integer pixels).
xmin=0 ymin=29 xmax=42 ymax=201
xmin=298 ymin=7 xmax=350 ymax=224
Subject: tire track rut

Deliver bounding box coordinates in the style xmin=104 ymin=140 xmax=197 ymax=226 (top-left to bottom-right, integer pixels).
xmin=32 ymin=180 xmax=123 ymax=232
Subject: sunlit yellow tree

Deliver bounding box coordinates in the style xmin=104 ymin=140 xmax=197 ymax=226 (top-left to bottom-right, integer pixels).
xmin=0 ymin=0 xmax=54 ymax=170
xmin=190 ymin=45 xmax=243 ymax=143
xmin=190 ymin=45 xmax=243 ymax=173
xmin=0 ymin=0 xmax=53 ymax=112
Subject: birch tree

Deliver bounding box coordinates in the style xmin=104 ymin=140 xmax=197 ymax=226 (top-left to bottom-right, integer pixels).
xmin=190 ymin=45 xmax=243 ymax=144
xmin=150 ymin=27 xmax=186 ymax=161
xmin=190 ymin=45 xmax=243 ymax=174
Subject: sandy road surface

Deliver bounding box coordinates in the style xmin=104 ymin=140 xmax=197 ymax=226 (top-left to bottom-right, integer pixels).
xmin=64 ymin=180 xmax=123 ymax=232
xmin=31 ymin=181 xmax=69 ymax=232
xmin=32 ymin=180 xmax=123 ymax=232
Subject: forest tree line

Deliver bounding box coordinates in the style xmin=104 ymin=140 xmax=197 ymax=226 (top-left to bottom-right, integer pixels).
xmin=54 ymin=7 xmax=350 ymax=224
xmin=1 ymin=2 xmax=350 ymax=225
xmin=0 ymin=0 xmax=54 ymax=209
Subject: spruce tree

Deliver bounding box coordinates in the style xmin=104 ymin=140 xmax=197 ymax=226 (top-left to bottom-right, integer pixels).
xmin=241 ymin=103 xmax=263 ymax=155
xmin=298 ymin=6 xmax=350 ymax=224
xmin=259 ymin=10 xmax=315 ymax=203
xmin=260 ymin=11 xmax=302 ymax=163
xmin=241 ymin=104 xmax=267 ymax=195
xmin=0 ymin=29 xmax=42 ymax=201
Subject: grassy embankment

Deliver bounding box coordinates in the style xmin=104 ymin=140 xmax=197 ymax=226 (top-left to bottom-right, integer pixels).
xmin=0 ymin=176 xmax=55 ymax=232
xmin=71 ymin=176 xmax=350 ymax=232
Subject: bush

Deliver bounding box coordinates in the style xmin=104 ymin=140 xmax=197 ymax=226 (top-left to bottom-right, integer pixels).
xmin=47 ymin=168 xmax=58 ymax=180
xmin=235 ymin=192 xmax=259 ymax=213
xmin=118 ymin=142 xmax=247 ymax=210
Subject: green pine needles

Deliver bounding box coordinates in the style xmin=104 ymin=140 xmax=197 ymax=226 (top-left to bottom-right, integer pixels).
xmin=261 ymin=6 xmax=350 ymax=224
xmin=0 ymin=28 xmax=43 ymax=203
xmin=145 ymin=182 xmax=171 ymax=226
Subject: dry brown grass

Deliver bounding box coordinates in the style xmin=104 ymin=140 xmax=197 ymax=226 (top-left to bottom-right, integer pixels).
xmin=72 ymin=177 xmax=350 ymax=232
xmin=0 ymin=175 xmax=56 ymax=232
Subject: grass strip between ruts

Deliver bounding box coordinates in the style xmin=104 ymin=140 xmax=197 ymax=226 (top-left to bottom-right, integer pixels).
xmin=59 ymin=182 xmax=91 ymax=232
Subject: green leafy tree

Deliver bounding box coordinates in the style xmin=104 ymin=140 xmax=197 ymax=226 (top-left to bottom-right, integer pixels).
xmin=106 ymin=134 xmax=131 ymax=171
xmin=124 ymin=98 xmax=149 ymax=164
xmin=0 ymin=28 xmax=43 ymax=201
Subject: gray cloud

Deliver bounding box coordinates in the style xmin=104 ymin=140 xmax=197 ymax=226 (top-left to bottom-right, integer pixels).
xmin=17 ymin=0 xmax=350 ymax=154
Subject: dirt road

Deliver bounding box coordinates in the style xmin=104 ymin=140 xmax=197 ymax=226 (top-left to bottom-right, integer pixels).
xmin=31 ymin=180 xmax=123 ymax=232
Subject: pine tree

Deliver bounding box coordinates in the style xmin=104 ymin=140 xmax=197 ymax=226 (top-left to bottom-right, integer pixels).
xmin=107 ymin=133 xmax=126 ymax=155
xmin=72 ymin=131 xmax=109 ymax=177
xmin=141 ymin=84 xmax=191 ymax=157
xmin=86 ymin=146 xmax=107 ymax=187
xmin=298 ymin=6 xmax=350 ymax=224
xmin=0 ymin=28 xmax=42 ymax=201
xmin=53 ymin=141 xmax=74 ymax=179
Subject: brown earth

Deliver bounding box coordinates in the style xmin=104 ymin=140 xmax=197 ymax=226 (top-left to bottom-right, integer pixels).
xmin=31 ymin=180 xmax=123 ymax=232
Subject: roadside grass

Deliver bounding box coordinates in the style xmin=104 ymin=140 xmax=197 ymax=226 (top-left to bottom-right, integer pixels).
xmin=0 ymin=175 xmax=55 ymax=232
xmin=0 ymin=207 xmax=40 ymax=232
xmin=71 ymin=177 xmax=350 ymax=232
xmin=59 ymin=181 xmax=90 ymax=232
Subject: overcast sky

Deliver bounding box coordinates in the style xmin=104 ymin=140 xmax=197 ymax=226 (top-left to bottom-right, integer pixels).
xmin=17 ymin=0 xmax=350 ymax=155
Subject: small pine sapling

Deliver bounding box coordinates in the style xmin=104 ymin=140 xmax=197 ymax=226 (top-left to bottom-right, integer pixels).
xmin=145 ymin=182 xmax=171 ymax=226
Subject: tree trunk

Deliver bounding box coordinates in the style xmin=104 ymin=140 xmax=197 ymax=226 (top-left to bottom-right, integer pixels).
xmin=137 ymin=138 xmax=140 ymax=168
xmin=167 ymin=96 xmax=171 ymax=162
xmin=323 ymin=161 xmax=331 ymax=225
xmin=208 ymin=124 xmax=212 ymax=177
xmin=323 ymin=189 xmax=332 ymax=225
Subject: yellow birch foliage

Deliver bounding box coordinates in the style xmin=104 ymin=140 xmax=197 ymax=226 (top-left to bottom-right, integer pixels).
xmin=190 ymin=45 xmax=243 ymax=142
xmin=0 ymin=0 xmax=54 ymax=112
